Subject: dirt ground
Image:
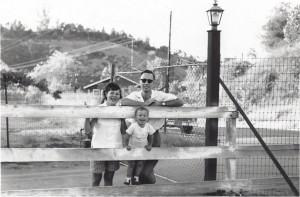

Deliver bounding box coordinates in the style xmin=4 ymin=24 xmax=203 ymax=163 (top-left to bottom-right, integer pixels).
xmin=1 ymin=161 xmax=172 ymax=191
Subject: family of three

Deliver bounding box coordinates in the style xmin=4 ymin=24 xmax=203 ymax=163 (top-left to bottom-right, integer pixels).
xmin=85 ymin=69 xmax=183 ymax=186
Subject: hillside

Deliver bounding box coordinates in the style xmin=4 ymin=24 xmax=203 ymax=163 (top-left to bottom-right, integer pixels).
xmin=1 ymin=24 xmax=166 ymax=87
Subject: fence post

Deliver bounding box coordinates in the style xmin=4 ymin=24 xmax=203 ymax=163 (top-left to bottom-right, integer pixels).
xmin=225 ymin=117 xmax=236 ymax=181
xmin=4 ymin=75 xmax=10 ymax=148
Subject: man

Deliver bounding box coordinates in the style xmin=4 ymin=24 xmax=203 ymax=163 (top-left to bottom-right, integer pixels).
xmin=122 ymin=69 xmax=183 ymax=184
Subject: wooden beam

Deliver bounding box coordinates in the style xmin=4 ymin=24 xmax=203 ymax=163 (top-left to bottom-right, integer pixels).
xmin=225 ymin=118 xmax=237 ymax=181
xmin=0 ymin=104 xmax=237 ymax=118
xmin=1 ymin=145 xmax=298 ymax=162
xmin=2 ymin=177 xmax=298 ymax=196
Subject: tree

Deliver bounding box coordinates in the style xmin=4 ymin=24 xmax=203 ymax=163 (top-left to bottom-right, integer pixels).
xmin=28 ymin=51 xmax=87 ymax=92
xmin=1 ymin=20 xmax=30 ymax=39
xmin=247 ymin=48 xmax=257 ymax=58
xmin=284 ymin=5 xmax=300 ymax=43
xmin=77 ymin=24 xmax=85 ymax=38
xmin=262 ymin=2 xmax=300 ymax=57
xmin=63 ymin=23 xmax=78 ymax=39
xmin=155 ymin=46 xmax=168 ymax=59
xmin=10 ymin=20 xmax=27 ymax=32
xmin=1 ymin=66 xmax=49 ymax=94
xmin=262 ymin=2 xmax=291 ymax=49
xmin=37 ymin=8 xmax=51 ymax=32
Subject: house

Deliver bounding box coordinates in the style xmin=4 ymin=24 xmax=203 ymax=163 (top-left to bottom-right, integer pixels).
xmin=83 ymin=73 xmax=141 ymax=97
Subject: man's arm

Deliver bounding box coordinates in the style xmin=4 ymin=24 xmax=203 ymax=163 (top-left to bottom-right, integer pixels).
xmin=122 ymin=98 xmax=145 ymax=106
xmin=122 ymin=98 xmax=156 ymax=106
xmin=152 ymin=98 xmax=183 ymax=107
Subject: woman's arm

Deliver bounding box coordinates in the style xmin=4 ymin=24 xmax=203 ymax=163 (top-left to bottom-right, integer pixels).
xmin=84 ymin=118 xmax=97 ymax=139
xmin=124 ymin=133 xmax=131 ymax=150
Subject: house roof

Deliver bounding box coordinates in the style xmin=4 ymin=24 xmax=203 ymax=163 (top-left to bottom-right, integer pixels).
xmin=118 ymin=73 xmax=140 ymax=84
xmin=116 ymin=74 xmax=139 ymax=85
xmin=83 ymin=77 xmax=110 ymax=89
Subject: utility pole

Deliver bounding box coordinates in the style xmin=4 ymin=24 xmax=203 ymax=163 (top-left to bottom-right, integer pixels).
xmin=4 ymin=74 xmax=10 ymax=148
xmin=110 ymin=63 xmax=115 ymax=82
xmin=131 ymin=36 xmax=133 ymax=72
xmin=165 ymin=11 xmax=172 ymax=93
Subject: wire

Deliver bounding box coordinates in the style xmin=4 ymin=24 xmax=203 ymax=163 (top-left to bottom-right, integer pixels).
xmin=1 ymin=29 xmax=55 ymax=52
xmin=1 ymin=32 xmax=36 ymax=51
xmin=4 ymin=33 xmax=133 ymax=67
xmin=132 ymin=53 xmax=155 ymax=69
xmin=10 ymin=38 xmax=132 ymax=69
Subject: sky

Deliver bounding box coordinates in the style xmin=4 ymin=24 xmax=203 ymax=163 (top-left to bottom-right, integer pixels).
xmin=1 ymin=0 xmax=299 ymax=59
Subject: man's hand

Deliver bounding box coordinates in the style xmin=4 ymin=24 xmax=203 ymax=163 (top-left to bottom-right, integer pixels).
xmin=150 ymin=101 xmax=164 ymax=106
xmin=126 ymin=146 xmax=132 ymax=151
xmin=145 ymin=145 xmax=152 ymax=151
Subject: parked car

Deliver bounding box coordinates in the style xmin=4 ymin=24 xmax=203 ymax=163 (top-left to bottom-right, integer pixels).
xmin=166 ymin=118 xmax=197 ymax=134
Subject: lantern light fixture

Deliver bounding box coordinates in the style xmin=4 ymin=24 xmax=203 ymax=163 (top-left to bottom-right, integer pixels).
xmin=206 ymin=0 xmax=224 ymax=30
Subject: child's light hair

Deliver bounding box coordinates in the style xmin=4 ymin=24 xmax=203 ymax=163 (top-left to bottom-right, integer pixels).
xmin=135 ymin=106 xmax=149 ymax=116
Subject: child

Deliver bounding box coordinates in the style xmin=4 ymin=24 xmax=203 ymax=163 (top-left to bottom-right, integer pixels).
xmin=85 ymin=82 xmax=126 ymax=186
xmin=124 ymin=107 xmax=155 ymax=185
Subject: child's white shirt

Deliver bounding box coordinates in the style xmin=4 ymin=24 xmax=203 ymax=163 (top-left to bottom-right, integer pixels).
xmin=125 ymin=90 xmax=177 ymax=130
xmin=126 ymin=122 xmax=155 ymax=148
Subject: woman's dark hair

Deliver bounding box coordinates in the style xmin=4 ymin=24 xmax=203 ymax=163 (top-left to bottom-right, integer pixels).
xmin=101 ymin=82 xmax=122 ymax=104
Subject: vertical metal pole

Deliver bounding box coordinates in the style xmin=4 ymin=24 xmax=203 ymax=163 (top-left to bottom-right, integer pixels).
xmin=131 ymin=36 xmax=133 ymax=72
xmin=165 ymin=11 xmax=172 ymax=93
xmin=204 ymin=29 xmax=220 ymax=181
xmin=110 ymin=63 xmax=115 ymax=82
xmin=4 ymin=76 xmax=10 ymax=148
xmin=164 ymin=11 xmax=172 ymax=134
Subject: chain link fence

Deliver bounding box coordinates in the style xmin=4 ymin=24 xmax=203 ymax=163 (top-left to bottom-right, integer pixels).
xmin=1 ymin=57 xmax=299 ymax=195
xmin=218 ymin=58 xmax=299 ymax=195
xmin=1 ymin=91 xmax=100 ymax=148
xmin=154 ymin=58 xmax=299 ymax=196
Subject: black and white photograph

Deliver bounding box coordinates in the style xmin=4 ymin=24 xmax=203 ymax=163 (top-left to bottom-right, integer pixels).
xmin=1 ymin=0 xmax=299 ymax=196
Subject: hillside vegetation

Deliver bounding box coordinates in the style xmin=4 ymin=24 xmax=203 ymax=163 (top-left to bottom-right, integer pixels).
xmin=1 ymin=21 xmax=172 ymax=89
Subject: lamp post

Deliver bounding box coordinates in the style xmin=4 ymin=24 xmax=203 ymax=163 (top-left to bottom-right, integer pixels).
xmin=204 ymin=0 xmax=224 ymax=181
xmin=128 ymin=36 xmax=134 ymax=71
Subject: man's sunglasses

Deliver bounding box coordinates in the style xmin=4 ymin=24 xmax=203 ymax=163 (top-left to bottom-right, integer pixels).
xmin=140 ymin=79 xmax=153 ymax=83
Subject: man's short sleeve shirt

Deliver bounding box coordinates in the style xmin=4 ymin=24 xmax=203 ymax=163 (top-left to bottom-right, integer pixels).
xmin=125 ymin=90 xmax=177 ymax=130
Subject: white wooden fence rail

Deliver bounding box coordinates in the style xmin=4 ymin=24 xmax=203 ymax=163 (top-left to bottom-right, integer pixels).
xmin=1 ymin=104 xmax=299 ymax=196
